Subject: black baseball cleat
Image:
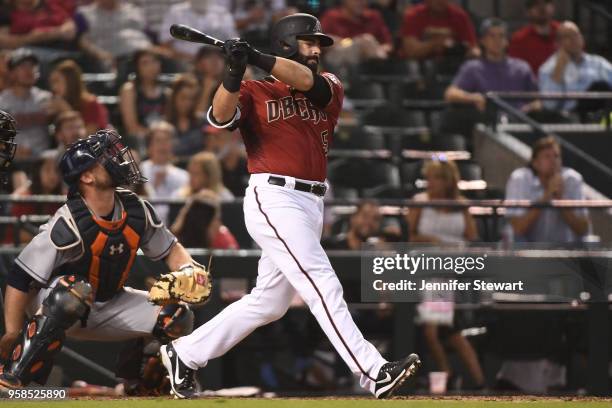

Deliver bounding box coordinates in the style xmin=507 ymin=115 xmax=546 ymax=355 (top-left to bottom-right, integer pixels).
xmin=374 ymin=353 xmax=421 ymax=399
xmin=160 ymin=342 xmax=198 ymax=399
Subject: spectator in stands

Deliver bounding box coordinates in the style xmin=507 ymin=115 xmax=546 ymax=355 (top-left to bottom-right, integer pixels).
xmin=445 ymin=18 xmax=539 ymax=113
xmin=140 ymin=121 xmax=189 ymax=224
xmin=119 ymin=49 xmax=167 ymax=143
xmin=508 ymin=0 xmax=559 ymax=75
xmin=127 ymin=0 xmax=183 ymax=41
xmin=0 ymin=49 xmax=52 ymax=158
xmin=159 ymin=0 xmax=238 ymax=61
xmin=47 ymin=59 xmax=108 ymax=134
xmin=0 ymin=50 xmax=8 ymax=91
xmin=78 ymin=0 xmax=152 ymax=70
xmin=171 ymin=189 xmax=239 ymax=249
xmin=193 ymin=46 xmax=225 ymax=116
xmin=53 ymin=110 xmax=86 ymax=153
xmin=324 ymin=200 xmax=385 ymax=250
xmin=320 ymin=0 xmax=393 ymax=70
xmin=505 ymin=136 xmax=589 ymax=243
xmin=400 ymin=0 xmax=479 ymax=61
xmin=165 ymin=73 xmax=207 ymax=157
xmin=10 ymin=150 xmax=63 ymax=244
xmin=539 ymin=21 xmax=612 ymax=112
xmin=230 ymin=0 xmax=294 ymax=44
xmin=0 ymin=0 xmax=78 ymax=50
xmin=176 ymin=151 xmax=234 ymax=201
xmin=172 ymin=151 xmax=237 ymax=249
xmin=370 ymin=0 xmax=402 ymax=36
xmin=407 ymin=159 xmax=478 ymax=243
xmin=204 ymin=127 xmax=248 ymax=197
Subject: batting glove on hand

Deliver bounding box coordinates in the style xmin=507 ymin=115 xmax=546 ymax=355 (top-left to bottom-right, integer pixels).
xmin=223 ymin=38 xmax=249 ymax=74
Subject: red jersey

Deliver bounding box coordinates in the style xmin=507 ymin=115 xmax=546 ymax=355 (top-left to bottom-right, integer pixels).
xmin=508 ymin=21 xmax=559 ymax=74
xmin=400 ymin=3 xmax=477 ymax=47
xmin=321 ymin=7 xmax=392 ymax=45
xmin=235 ymin=73 xmax=343 ymax=182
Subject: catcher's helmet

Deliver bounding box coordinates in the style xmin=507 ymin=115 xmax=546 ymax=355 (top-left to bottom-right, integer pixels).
xmin=60 ymin=129 xmax=146 ymax=192
xmin=0 ymin=110 xmax=18 ymax=170
xmin=271 ymin=13 xmax=333 ymax=58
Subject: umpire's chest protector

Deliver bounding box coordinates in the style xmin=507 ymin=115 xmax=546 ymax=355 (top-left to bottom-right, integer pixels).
xmin=59 ymin=190 xmax=146 ymax=302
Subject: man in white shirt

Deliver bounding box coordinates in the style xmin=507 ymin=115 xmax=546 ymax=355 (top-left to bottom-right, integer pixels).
xmin=159 ymin=0 xmax=238 ymax=61
xmin=141 ymin=121 xmax=189 ymax=224
xmin=539 ymin=21 xmax=612 ymax=111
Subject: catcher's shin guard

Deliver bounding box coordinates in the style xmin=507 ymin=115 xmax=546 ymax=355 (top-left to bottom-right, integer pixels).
xmin=152 ymin=303 xmax=194 ymax=343
xmin=1 ymin=275 xmax=92 ymax=387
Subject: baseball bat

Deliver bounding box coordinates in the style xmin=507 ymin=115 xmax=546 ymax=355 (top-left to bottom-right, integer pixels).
xmin=169 ymin=24 xmax=224 ymax=49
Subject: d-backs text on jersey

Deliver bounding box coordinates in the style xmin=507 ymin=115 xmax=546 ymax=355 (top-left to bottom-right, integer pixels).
xmin=266 ymin=96 xmax=328 ymax=125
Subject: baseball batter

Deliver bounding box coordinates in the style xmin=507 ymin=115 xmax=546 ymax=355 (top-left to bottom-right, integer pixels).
xmin=0 ymin=130 xmax=210 ymax=391
xmin=161 ymin=13 xmax=421 ymax=399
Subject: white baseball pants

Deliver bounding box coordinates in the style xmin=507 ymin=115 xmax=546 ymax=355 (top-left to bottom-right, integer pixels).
xmin=174 ymin=173 xmax=387 ymax=393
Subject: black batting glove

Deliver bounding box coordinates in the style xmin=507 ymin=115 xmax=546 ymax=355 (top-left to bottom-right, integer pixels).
xmin=222 ymin=38 xmax=249 ymax=92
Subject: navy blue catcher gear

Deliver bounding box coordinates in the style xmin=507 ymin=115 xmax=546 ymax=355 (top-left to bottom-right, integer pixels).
xmin=59 ymin=130 xmax=146 ymax=192
xmin=270 ymin=13 xmax=333 ymax=58
xmin=0 ymin=110 xmax=18 ymax=170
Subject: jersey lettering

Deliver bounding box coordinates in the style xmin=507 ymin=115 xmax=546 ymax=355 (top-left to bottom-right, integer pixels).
xmin=265 ymin=96 xmax=327 ymax=125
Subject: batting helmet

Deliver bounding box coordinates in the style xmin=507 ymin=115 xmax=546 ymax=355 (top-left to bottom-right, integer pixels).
xmin=0 ymin=110 xmax=18 ymax=170
xmin=270 ymin=13 xmax=333 ymax=58
xmin=60 ymin=129 xmax=146 ymax=193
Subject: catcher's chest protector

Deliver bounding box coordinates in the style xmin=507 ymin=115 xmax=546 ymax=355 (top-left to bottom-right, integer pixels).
xmin=59 ymin=190 xmax=146 ymax=302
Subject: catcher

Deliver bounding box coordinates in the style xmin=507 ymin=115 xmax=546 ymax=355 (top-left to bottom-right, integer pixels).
xmin=0 ymin=130 xmax=211 ymax=391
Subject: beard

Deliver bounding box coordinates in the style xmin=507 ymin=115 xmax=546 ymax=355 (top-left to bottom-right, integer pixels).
xmin=294 ymin=53 xmax=320 ymax=74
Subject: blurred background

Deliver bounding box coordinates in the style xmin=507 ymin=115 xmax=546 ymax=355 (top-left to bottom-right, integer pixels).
xmin=0 ymin=0 xmax=612 ymax=398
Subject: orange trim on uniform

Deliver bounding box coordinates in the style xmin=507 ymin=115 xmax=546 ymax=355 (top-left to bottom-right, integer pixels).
xmin=116 ymin=224 xmax=141 ymax=290
xmin=88 ymin=232 xmax=108 ymax=293
xmin=93 ymin=210 xmax=127 ymax=231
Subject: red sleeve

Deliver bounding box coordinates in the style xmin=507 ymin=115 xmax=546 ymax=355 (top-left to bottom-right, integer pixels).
xmin=400 ymin=7 xmax=422 ymax=39
xmin=372 ymin=10 xmax=392 ymax=45
xmin=456 ymin=9 xmax=477 ymax=46
xmin=321 ymin=72 xmax=344 ymax=121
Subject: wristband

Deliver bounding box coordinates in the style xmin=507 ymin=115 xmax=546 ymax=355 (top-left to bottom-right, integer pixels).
xmin=250 ymin=50 xmax=276 ymax=73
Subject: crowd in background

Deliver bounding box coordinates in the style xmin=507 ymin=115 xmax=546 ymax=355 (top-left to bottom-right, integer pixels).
xmin=0 ymin=0 xmax=609 ymax=249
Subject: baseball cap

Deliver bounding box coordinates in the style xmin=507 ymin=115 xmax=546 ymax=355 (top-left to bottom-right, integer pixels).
xmin=479 ymin=18 xmax=508 ymax=38
xmin=7 ymin=48 xmax=39 ymax=70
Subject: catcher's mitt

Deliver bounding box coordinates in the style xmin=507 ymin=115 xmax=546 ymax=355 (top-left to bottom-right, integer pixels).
xmin=148 ymin=262 xmax=211 ymax=305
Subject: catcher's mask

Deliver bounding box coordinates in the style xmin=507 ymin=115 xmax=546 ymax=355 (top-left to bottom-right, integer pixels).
xmin=60 ymin=130 xmax=146 ymax=194
xmin=0 ymin=110 xmax=18 ymax=171
xmin=270 ymin=13 xmax=333 ymax=60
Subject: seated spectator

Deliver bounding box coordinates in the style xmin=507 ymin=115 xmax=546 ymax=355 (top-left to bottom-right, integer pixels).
xmin=539 ymin=21 xmax=612 ymax=112
xmin=159 ymin=1 xmax=238 ymax=61
xmin=324 ymin=200 xmax=389 ymax=250
xmin=140 ymin=121 xmax=189 ymax=224
xmin=400 ymin=0 xmax=479 ymax=61
xmin=78 ymin=0 xmax=152 ymax=70
xmin=0 ymin=0 xmax=77 ymax=50
xmin=0 ymin=49 xmax=52 ymax=158
xmin=53 ymin=110 xmax=86 ymax=154
xmin=47 ymin=59 xmax=109 ymax=134
xmin=505 ymin=136 xmax=589 ymax=243
xmin=320 ymin=0 xmax=393 ymax=69
xmin=193 ymin=46 xmax=225 ymax=115
xmin=445 ymin=18 xmax=539 ymax=113
xmin=165 ymin=73 xmax=207 ymax=157
xmin=119 ymin=49 xmax=167 ymax=143
xmin=176 ymin=151 xmax=234 ymax=201
xmin=204 ymin=127 xmax=248 ymax=197
xmin=508 ymin=0 xmax=559 ymax=74
xmin=407 ymin=159 xmax=478 ymax=243
xmin=171 ymin=189 xmax=239 ymax=249
xmin=230 ymin=0 xmax=294 ymax=45
xmin=370 ymin=0 xmax=402 ymax=36
xmin=127 ymin=0 xmax=183 ymax=41
xmin=10 ymin=150 xmax=63 ymax=244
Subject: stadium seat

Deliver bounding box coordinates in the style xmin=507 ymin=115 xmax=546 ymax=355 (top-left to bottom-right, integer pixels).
xmin=432 ymin=134 xmax=468 ymax=151
xmin=332 ymin=127 xmax=386 ymax=150
xmin=457 ymin=162 xmax=483 ymax=181
xmin=328 ymin=159 xmax=400 ymax=196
